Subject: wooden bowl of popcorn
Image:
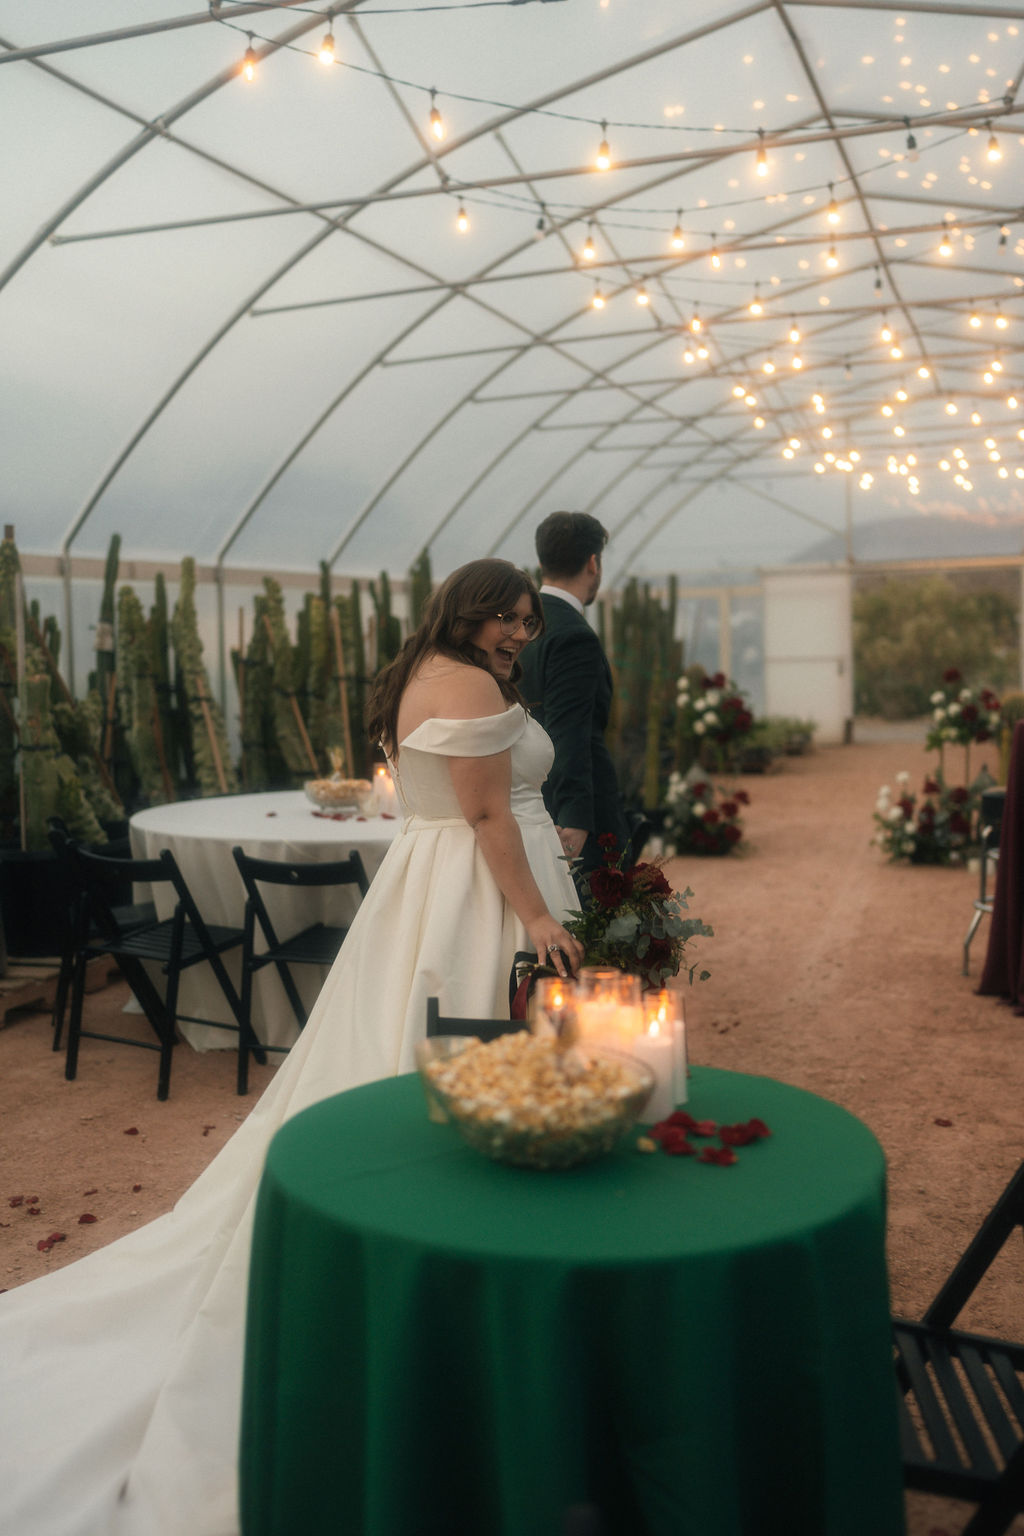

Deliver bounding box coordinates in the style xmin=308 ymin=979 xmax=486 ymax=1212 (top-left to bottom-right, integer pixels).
xmin=415 ymin=1032 xmax=654 ymax=1170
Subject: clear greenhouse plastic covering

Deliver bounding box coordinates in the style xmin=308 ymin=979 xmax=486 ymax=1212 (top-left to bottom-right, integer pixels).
xmin=3 ymin=0 xmax=1024 ymax=612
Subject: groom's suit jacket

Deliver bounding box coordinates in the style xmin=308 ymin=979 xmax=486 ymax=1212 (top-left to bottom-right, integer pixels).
xmin=518 ymin=592 xmax=630 ymax=874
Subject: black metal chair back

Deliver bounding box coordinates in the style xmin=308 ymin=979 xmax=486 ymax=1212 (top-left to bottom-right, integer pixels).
xmin=425 ymin=996 xmax=526 ymax=1043
xmin=895 ymin=1158 xmax=1024 ymax=1533
xmin=230 ymin=846 xmax=369 ymax=1045
xmin=65 ymin=842 xmax=257 ymax=1099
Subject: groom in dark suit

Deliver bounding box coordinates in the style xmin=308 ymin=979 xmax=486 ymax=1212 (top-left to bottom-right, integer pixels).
xmin=518 ymin=511 xmax=631 ymax=879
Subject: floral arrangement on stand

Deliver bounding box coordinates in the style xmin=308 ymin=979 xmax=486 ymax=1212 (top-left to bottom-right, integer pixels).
xmin=675 ymin=670 xmax=755 ymax=773
xmin=662 ymin=774 xmax=750 ymax=857
xmin=559 ymin=835 xmax=714 ymax=989
xmin=872 ymin=771 xmax=979 ymax=865
xmin=925 ymin=668 xmax=1001 ymax=784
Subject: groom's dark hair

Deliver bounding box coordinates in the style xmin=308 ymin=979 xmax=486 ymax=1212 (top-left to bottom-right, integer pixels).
xmin=535 ymin=511 xmax=608 ymax=578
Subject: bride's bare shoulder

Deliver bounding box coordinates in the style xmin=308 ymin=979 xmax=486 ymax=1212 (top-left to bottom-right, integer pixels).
xmin=398 ymin=656 xmax=503 ymax=737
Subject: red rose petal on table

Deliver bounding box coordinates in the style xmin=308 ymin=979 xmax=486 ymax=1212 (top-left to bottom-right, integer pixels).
xmin=719 ymin=1123 xmax=757 ymax=1147
xmin=746 ymin=1118 xmax=771 ymax=1139
xmin=699 ymin=1146 xmax=738 ymax=1167
xmin=666 ymin=1110 xmax=696 ymax=1130
xmin=78 ymin=1214 xmax=97 ymax=1224
xmin=689 ymin=1119 xmax=718 ymax=1138
xmin=123 ymin=1127 xmax=139 ymax=1136
xmin=934 ymin=1118 xmax=953 ymax=1127
xmin=380 ymin=812 xmax=395 ymax=820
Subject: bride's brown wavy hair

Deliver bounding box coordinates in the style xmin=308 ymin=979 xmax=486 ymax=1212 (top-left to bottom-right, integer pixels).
xmin=367 ymin=558 xmax=543 ymax=756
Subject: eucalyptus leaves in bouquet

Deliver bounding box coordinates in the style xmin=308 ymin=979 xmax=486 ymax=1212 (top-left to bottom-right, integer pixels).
xmin=562 ymin=834 xmax=713 ymax=989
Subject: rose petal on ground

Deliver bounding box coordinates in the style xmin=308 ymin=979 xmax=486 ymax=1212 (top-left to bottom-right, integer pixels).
xmin=934 ymin=1118 xmax=953 ymax=1127
xmin=123 ymin=1127 xmax=139 ymax=1135
xmin=77 ymin=1214 xmax=97 ymax=1224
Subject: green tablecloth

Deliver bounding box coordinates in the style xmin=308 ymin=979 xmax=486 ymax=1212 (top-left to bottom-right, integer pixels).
xmin=240 ymin=1066 xmax=904 ymax=1536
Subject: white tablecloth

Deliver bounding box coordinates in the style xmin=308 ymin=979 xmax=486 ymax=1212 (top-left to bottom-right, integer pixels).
xmin=129 ymin=791 xmax=400 ymax=1052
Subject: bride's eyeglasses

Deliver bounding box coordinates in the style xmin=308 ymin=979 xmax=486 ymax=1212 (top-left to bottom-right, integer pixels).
xmin=496 ymin=611 xmax=540 ymax=638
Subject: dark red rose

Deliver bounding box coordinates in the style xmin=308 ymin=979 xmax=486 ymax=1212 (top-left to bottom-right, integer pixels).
xmin=645 ymin=937 xmax=674 ymax=971
xmin=690 ymin=781 xmax=710 ymax=798
xmin=709 ymin=672 xmax=726 ymax=688
xmin=961 ymin=703 xmax=978 ymax=723
xmin=922 ymin=777 xmax=940 ymax=794
xmin=943 ymin=667 xmax=962 ymax=683
xmin=632 ymin=863 xmax=672 ymax=896
xmin=976 ymin=728 xmax=991 ymax=742
xmin=702 ymin=808 xmax=721 ymax=825
xmin=949 ymin=812 xmax=970 ymax=836
xmin=949 ymin=786 xmax=968 ymax=804
xmin=723 ymin=824 xmax=742 ymax=844
xmin=719 ymin=800 xmax=739 ymax=818
xmin=733 ymin=789 xmax=750 ymax=805
xmin=589 ymin=867 xmax=630 ymax=909
xmin=899 ymin=796 xmax=915 ymax=817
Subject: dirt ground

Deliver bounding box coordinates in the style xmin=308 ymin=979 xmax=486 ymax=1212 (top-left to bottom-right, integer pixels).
xmin=1 ymin=725 xmax=1022 ymax=1535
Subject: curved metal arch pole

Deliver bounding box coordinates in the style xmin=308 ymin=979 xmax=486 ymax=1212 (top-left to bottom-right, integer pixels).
xmin=27 ymin=9 xmax=339 ymax=692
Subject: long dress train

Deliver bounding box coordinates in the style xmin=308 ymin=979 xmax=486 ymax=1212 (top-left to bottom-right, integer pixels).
xmin=0 ymin=707 xmax=577 ymax=1536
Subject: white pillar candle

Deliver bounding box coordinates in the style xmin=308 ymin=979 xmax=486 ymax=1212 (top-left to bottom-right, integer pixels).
xmin=630 ymin=1021 xmax=676 ymax=1122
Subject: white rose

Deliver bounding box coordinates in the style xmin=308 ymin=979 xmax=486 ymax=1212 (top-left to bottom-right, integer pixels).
xmin=704 ymin=712 xmax=720 ymax=727
xmin=888 ymin=807 xmax=904 ymax=822
xmin=694 ymin=721 xmax=706 ymax=735
xmin=704 ymin=689 xmax=721 ymax=707
xmin=692 ymin=802 xmax=708 ymax=817
xmin=694 ymin=696 xmax=708 ymax=712
xmin=930 ymin=691 xmax=944 ymax=705
xmin=943 ymin=727 xmax=957 ymax=741
xmin=948 ymin=702 xmax=961 ymax=718
xmin=932 ymin=708 xmax=945 ymax=722
xmin=895 ymin=771 xmax=910 ymax=785
xmin=959 ymin=688 xmax=972 ymax=702
xmin=875 ymin=798 xmax=890 ymax=815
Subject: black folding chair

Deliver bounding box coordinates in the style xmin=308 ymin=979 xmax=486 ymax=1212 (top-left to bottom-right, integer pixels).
xmin=425 ymin=996 xmax=526 ymax=1043
xmin=66 ymin=842 xmax=260 ymax=1099
xmin=46 ymin=818 xmax=157 ymax=1053
xmin=963 ymin=789 xmax=1005 ymax=975
xmin=894 ymin=1158 xmax=1024 ymax=1534
xmin=231 ymin=846 xmax=369 ymax=1050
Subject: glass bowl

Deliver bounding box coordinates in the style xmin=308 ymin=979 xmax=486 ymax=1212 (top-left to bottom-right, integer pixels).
xmin=304 ymin=777 xmax=373 ymax=813
xmin=415 ymin=1033 xmax=654 ymax=1170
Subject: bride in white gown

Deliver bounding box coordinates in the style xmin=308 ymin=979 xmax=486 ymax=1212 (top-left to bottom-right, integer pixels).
xmin=0 ymin=560 xmax=582 ymax=1536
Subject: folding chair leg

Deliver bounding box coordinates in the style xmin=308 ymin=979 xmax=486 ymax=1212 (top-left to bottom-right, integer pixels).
xmin=65 ymin=950 xmax=88 ymax=1083
xmin=963 ymin=906 xmax=987 ymax=976
xmin=52 ymin=952 xmax=72 ymax=1052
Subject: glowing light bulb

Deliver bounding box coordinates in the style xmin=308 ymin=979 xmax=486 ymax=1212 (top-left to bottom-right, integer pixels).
xmin=429 ymin=90 xmax=445 ymax=141
xmin=732 ymin=384 xmax=746 ymax=398
xmin=986 ymin=124 xmax=1001 ymax=162
xmin=595 ymin=121 xmax=612 ymax=171
xmin=995 ymin=309 xmax=1009 ymax=330
xmin=318 ymin=28 xmax=335 ymax=64
xmin=880 ymin=319 xmax=893 ymax=344
xmin=755 ymin=129 xmax=768 ymax=177
xmin=881 ymin=404 xmax=894 ymax=417
xmin=455 ymin=202 xmax=469 ymax=233
xmin=826 ymin=184 xmax=840 ymax=225
xmin=971 ymin=412 xmax=982 ymax=425
xmin=744 ymin=393 xmax=758 ymax=406
xmin=822 ymin=425 xmax=834 ymax=439
xmin=896 ymin=389 xmax=909 ymax=402
xmin=696 ymin=345 xmax=709 ymax=359
xmin=789 ymin=321 xmax=801 ymax=343
xmin=582 ymin=227 xmax=596 ymax=261
xmin=984 ymin=371 xmax=995 ymax=385
xmin=992 ymin=358 xmax=1004 ymax=372
xmin=690 ymin=311 xmax=703 ymax=334
xmin=783 ymin=446 xmax=794 ymax=459
xmin=749 ymin=288 xmax=763 ymax=316
xmin=938 ymin=233 xmax=954 ymax=258
xmin=791 ymin=354 xmax=803 ymax=370
xmin=591 ymin=286 xmax=606 ymax=310
xmin=670 ymin=214 xmax=685 ymax=252
xmin=754 ymin=416 xmax=765 ymax=428
xmin=789 ymin=437 xmax=802 ymax=449
xmin=969 ymin=307 xmax=982 ymax=329
xmin=683 ymin=349 xmax=695 ymax=363
xmin=1008 ymin=394 xmax=1019 ymax=409
xmin=890 ymin=345 xmax=903 ymax=359
xmin=825 ymin=245 xmax=839 ymax=269
xmin=815 ymin=463 xmax=826 ymax=473
xmin=945 ymin=400 xmax=958 ymax=415
xmin=241 ymin=37 xmax=257 ymax=81
xmin=894 ymin=424 xmax=906 ymax=437
xmin=917 ymin=365 xmax=930 ymax=379
xmin=636 ymin=285 xmax=650 ymax=307
xmin=710 ymin=238 xmax=721 ymax=270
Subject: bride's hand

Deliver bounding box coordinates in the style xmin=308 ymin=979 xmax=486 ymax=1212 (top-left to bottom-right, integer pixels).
xmin=527 ymin=917 xmax=583 ymax=979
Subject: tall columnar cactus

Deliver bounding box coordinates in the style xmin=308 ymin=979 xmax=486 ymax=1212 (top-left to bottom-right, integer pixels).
xmin=408 ymin=550 xmax=433 ymax=629
xmin=21 ymin=656 xmax=106 ymax=849
xmin=90 ymin=533 xmax=121 ymax=772
xmin=171 ymin=557 xmax=238 ymax=797
xmin=607 ymin=578 xmax=684 ymax=807
xmin=304 ymin=594 xmax=330 ymax=766
xmin=237 ymin=592 xmax=274 ymax=790
xmin=261 ymin=577 xmax=317 ymax=781
xmin=149 ymin=572 xmax=180 ymax=796
xmin=117 ymin=586 xmax=168 ymax=805
xmin=0 ymin=531 xmax=22 ymax=825
xmin=369 ymin=570 xmax=402 ymax=671
xmin=332 ymin=583 xmax=369 ymax=778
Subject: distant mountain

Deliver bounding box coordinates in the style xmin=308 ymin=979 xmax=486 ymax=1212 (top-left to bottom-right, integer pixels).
xmin=796 ymin=514 xmax=1024 ymax=564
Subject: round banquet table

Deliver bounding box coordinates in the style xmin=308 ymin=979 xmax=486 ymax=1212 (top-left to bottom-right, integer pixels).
xmin=240 ymin=1065 xmax=904 ymax=1536
xmin=130 ymin=791 xmax=400 ymax=1050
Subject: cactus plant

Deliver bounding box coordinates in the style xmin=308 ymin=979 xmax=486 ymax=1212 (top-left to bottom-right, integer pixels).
xmin=171 ymin=558 xmax=238 ymax=797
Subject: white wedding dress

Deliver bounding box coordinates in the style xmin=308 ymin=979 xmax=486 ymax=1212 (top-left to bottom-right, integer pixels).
xmin=0 ymin=707 xmax=576 ymax=1536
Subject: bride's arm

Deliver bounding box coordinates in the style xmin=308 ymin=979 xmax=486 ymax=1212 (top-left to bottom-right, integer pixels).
xmin=441 ymin=673 xmax=583 ymax=978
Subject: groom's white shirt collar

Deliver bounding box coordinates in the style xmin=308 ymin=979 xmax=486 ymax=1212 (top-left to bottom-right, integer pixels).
xmin=539 ymin=583 xmax=584 ymax=616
